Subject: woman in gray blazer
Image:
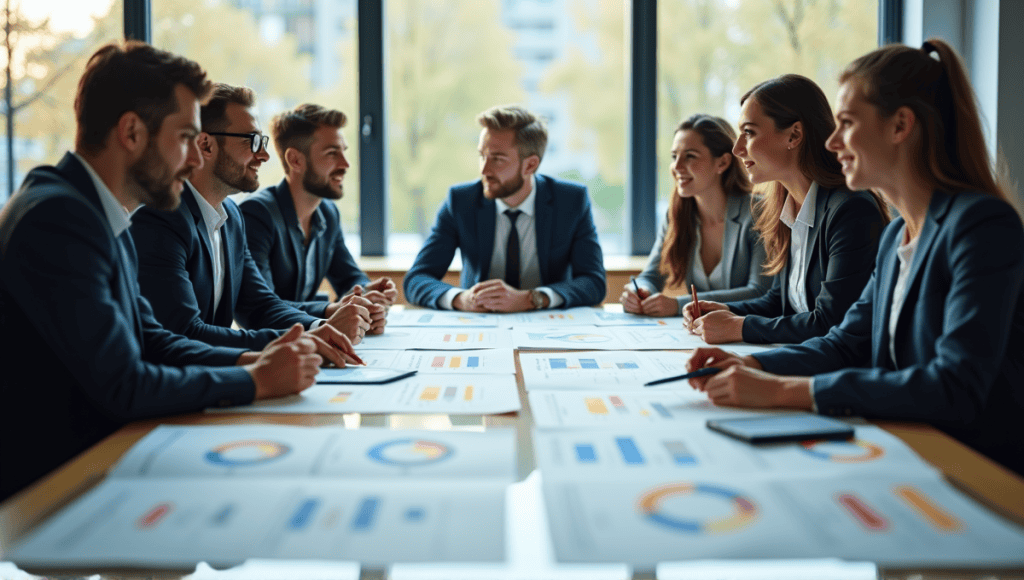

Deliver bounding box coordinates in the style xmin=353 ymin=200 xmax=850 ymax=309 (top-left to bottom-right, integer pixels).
xmin=621 ymin=114 xmax=772 ymax=316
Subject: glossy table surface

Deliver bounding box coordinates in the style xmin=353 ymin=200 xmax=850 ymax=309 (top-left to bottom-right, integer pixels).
xmin=2 ymin=341 xmax=1023 ymax=578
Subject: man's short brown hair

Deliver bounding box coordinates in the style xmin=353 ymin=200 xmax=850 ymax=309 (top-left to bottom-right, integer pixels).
xmin=74 ymin=40 xmax=212 ymax=154
xmin=269 ymin=104 xmax=347 ymax=172
xmin=200 ymin=83 xmax=256 ymax=133
xmin=476 ymin=104 xmax=547 ymax=163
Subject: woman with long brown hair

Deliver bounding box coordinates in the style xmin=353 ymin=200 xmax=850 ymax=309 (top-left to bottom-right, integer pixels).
xmin=622 ymin=114 xmax=771 ymax=316
xmin=684 ymin=39 xmax=1024 ymax=476
xmin=683 ymin=74 xmax=889 ymax=344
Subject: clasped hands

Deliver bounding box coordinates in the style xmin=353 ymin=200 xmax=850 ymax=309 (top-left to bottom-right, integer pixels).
xmin=453 ymin=279 xmax=541 ymax=313
xmin=324 ymin=277 xmax=398 ymax=341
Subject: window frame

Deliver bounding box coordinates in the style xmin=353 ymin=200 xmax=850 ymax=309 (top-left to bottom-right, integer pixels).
xmin=125 ymin=0 xmax=901 ymax=257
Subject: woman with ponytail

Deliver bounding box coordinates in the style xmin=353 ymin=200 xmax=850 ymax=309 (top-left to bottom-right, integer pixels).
xmin=683 ymin=74 xmax=890 ymax=344
xmin=684 ymin=39 xmax=1024 ymax=476
xmin=622 ymin=114 xmax=772 ymax=316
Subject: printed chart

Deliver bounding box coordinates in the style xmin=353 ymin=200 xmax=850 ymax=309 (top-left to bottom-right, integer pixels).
xmin=498 ymin=307 xmax=601 ymax=327
xmin=520 ymin=351 xmax=692 ymax=389
xmin=528 ymin=390 xmax=788 ymax=427
xmin=12 ymin=479 xmax=507 ymax=567
xmin=393 ymin=349 xmax=516 ymax=374
xmin=542 ymin=473 xmax=1024 ymax=566
xmin=356 ymin=328 xmax=511 ymax=350
xmin=386 ymin=310 xmax=498 ymax=327
xmin=109 ymin=425 xmax=517 ymax=481
xmin=211 ymin=374 xmax=520 ymax=415
xmin=594 ymin=310 xmax=677 ymax=327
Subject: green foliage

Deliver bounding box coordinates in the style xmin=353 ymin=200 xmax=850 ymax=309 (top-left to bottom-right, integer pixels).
xmin=384 ymin=0 xmax=525 ymax=235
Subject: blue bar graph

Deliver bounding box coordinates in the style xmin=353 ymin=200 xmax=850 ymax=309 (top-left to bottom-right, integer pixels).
xmin=418 ymin=313 xmax=434 ymax=323
xmin=352 ymin=497 xmax=380 ymax=531
xmin=575 ymin=444 xmax=597 ymax=462
xmin=580 ymin=359 xmax=599 ymax=369
xmin=468 ymin=356 xmax=480 ymax=367
xmin=550 ymin=358 xmax=567 ymax=369
xmin=617 ymin=362 xmax=639 ymax=369
xmin=663 ymin=440 xmax=698 ymax=465
xmin=615 ymin=437 xmax=645 ymax=464
xmin=289 ymin=498 xmax=320 ymax=530
xmin=651 ymin=403 xmax=673 ymax=418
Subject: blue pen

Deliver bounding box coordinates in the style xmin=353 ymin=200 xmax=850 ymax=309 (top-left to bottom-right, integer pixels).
xmin=644 ymin=366 xmax=722 ymax=386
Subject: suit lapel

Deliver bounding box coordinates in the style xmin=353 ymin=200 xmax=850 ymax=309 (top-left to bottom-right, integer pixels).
xmin=801 ymin=185 xmax=829 ymax=307
xmin=274 ymin=180 xmax=308 ymax=299
xmin=722 ymin=195 xmax=742 ymax=285
xmin=476 ymin=185 xmax=496 ymax=284
xmin=873 ymin=225 xmax=902 ymax=367
xmin=56 ymin=153 xmax=143 ymax=343
xmin=534 ymin=175 xmax=553 ymax=285
xmin=216 ymin=212 xmax=237 ymax=325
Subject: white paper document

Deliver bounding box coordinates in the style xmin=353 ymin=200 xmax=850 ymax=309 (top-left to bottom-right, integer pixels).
xmin=533 ymin=425 xmax=938 ymax=480
xmin=211 ymin=373 xmax=521 ymax=415
xmin=358 ymin=328 xmax=513 ymax=350
xmin=390 ymin=470 xmax=631 ymax=580
xmin=512 ymin=326 xmax=777 ymax=353
xmin=594 ymin=309 xmax=680 ymax=327
xmin=542 ymin=471 xmax=1024 ymax=567
xmin=111 ymin=425 xmax=517 ymax=481
xmin=520 ymin=351 xmax=692 ymax=390
xmin=496 ymin=306 xmax=601 ymax=327
xmin=528 ymin=389 xmax=797 ymax=427
xmin=389 ymin=348 xmax=517 ymax=374
xmin=386 ymin=310 xmax=500 ymax=327
xmin=12 ymin=426 xmax=514 ymax=567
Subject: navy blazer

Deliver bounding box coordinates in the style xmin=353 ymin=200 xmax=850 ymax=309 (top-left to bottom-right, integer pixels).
xmin=636 ymin=193 xmax=773 ymax=314
xmin=131 ymin=183 xmax=318 ymax=351
xmin=726 ymin=186 xmax=887 ymax=344
xmin=0 ymin=154 xmax=254 ymax=501
xmin=240 ymin=179 xmax=369 ymax=316
xmin=754 ymin=191 xmax=1024 ymax=475
xmin=404 ymin=174 xmax=606 ymax=308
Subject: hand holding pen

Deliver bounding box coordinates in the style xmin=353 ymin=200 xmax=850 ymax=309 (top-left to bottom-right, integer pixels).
xmin=621 ymin=276 xmax=649 ymax=314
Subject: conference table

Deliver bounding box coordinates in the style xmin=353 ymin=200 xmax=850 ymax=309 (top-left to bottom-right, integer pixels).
xmin=2 ymin=307 xmax=1023 ymax=579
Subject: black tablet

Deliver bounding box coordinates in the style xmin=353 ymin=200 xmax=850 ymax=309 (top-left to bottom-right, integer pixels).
xmin=706 ymin=414 xmax=854 ymax=444
xmin=316 ymin=367 xmax=417 ymax=384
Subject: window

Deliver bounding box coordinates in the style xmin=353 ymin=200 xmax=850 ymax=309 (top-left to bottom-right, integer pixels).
xmin=385 ymin=0 xmax=627 ymax=257
xmin=153 ymin=0 xmax=360 ymax=249
xmin=1 ymin=0 xmax=122 ymax=198
xmin=655 ymin=0 xmax=879 ymax=215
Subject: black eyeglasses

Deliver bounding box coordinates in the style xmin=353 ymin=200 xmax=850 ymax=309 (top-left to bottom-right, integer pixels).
xmin=206 ymin=131 xmax=270 ymax=153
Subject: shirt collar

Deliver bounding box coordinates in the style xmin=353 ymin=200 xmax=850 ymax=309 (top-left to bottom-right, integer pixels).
xmin=495 ymin=174 xmax=537 ymax=217
xmin=71 ymin=151 xmax=132 ymax=237
xmin=780 ymin=181 xmax=818 ymax=229
xmin=191 ymin=183 xmax=229 ymax=232
xmin=897 ymin=231 xmax=920 ymax=265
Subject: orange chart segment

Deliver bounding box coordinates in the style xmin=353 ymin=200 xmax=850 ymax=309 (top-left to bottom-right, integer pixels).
xmin=585 ymin=398 xmax=609 ymax=414
xmin=420 ymin=387 xmax=441 ymax=401
xmin=894 ymin=485 xmax=964 ymax=532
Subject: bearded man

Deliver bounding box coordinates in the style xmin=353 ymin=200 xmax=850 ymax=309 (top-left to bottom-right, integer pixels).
xmin=130 ymin=84 xmax=379 ymax=348
xmin=403 ymin=104 xmax=605 ymax=312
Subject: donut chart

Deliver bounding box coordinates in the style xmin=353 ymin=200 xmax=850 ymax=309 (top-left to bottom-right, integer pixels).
xmin=637 ymin=482 xmax=758 ymax=534
xmin=367 ymin=439 xmax=453 ymax=466
xmin=800 ymin=439 xmax=885 ymax=463
xmin=205 ymin=440 xmax=291 ymax=467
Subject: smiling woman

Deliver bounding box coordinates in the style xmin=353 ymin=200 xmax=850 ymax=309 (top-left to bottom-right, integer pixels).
xmin=682 ymin=75 xmax=890 ymax=346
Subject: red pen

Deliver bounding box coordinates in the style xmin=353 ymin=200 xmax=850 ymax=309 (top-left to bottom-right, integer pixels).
xmin=691 ymin=284 xmax=702 ymax=319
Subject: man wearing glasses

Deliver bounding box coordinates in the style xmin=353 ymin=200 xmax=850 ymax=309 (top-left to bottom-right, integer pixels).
xmin=130 ymin=83 xmax=376 ymax=350
xmin=240 ymin=104 xmax=396 ymax=334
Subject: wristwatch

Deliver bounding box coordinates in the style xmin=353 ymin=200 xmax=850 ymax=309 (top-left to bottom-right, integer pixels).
xmin=529 ymin=289 xmax=546 ymax=310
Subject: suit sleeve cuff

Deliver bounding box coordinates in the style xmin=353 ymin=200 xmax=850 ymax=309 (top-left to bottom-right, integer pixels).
xmin=437 ymin=287 xmax=464 ymax=310
xmin=807 ymin=376 xmax=817 ymax=413
xmin=310 ymin=319 xmax=325 ymax=330
xmin=538 ymin=287 xmax=564 ymax=309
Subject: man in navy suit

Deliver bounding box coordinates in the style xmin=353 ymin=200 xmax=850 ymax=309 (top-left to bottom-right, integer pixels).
xmin=240 ymin=104 xmax=396 ymax=331
xmin=404 ymin=105 xmax=606 ymax=311
xmin=0 ymin=42 xmax=326 ymax=502
xmin=131 ymin=84 xmax=378 ymax=349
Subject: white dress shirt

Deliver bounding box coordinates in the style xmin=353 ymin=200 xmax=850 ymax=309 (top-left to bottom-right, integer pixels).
xmin=192 ymin=189 xmax=230 ymax=314
xmin=889 ymin=232 xmax=920 ymax=368
xmin=72 ymin=152 xmax=132 ymax=237
xmin=439 ymin=175 xmax=563 ymax=310
xmin=780 ymin=182 xmax=819 ymax=314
